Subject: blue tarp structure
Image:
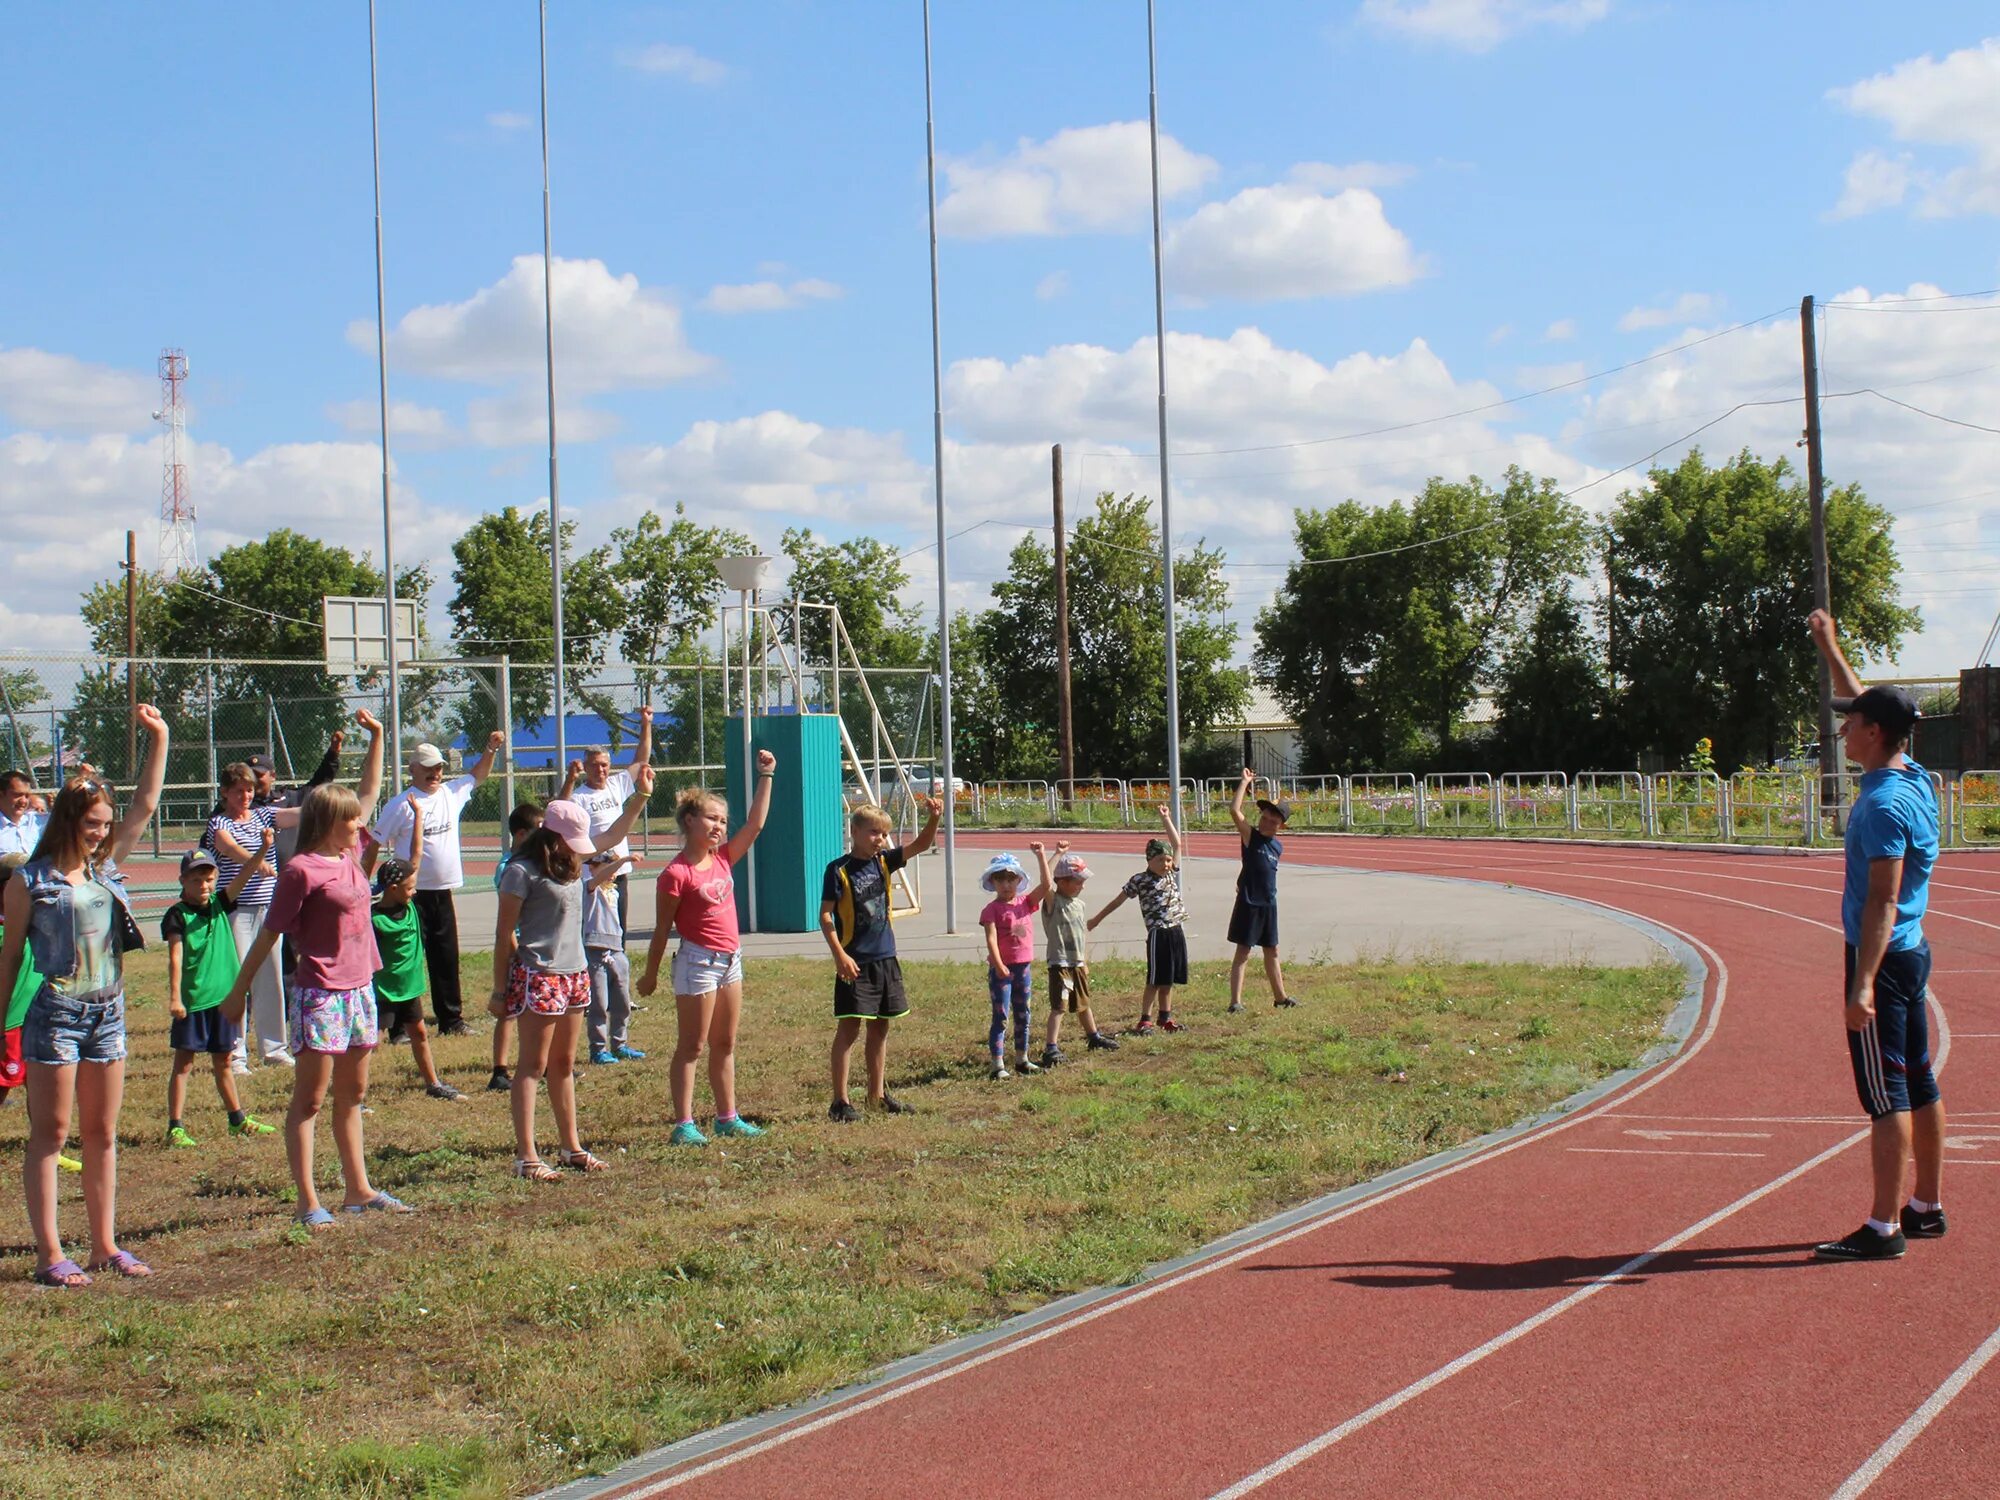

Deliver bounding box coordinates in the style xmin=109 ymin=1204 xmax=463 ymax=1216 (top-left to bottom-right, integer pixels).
xmin=453 ymin=711 xmax=679 ymax=771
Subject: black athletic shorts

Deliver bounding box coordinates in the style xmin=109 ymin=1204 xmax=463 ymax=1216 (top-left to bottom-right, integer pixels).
xmin=1844 ymin=941 xmax=1940 ymax=1119
xmin=375 ymin=995 xmax=426 ymax=1033
xmin=834 ymin=956 xmax=909 ymax=1021
xmin=1227 ymin=899 xmax=1279 ymax=950
xmin=1145 ymin=926 xmax=1188 ymax=988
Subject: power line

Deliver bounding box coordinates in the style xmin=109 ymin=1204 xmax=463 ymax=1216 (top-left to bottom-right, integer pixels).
xmin=1852 ymin=388 xmax=2000 ymax=437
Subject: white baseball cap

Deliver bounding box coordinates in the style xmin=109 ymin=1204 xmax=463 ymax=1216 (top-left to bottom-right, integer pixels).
xmin=411 ymin=743 xmax=446 ymax=768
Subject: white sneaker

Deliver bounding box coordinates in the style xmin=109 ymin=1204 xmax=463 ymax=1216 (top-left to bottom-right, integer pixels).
xmin=990 ymin=1061 xmax=1011 ymax=1080
xmin=263 ymin=1050 xmax=296 ymax=1068
xmin=230 ymin=1058 xmax=250 ymax=1077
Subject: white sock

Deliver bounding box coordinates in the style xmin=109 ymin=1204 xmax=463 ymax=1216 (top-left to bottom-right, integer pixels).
xmin=1866 ymin=1216 xmax=1897 ymax=1237
xmin=1908 ymin=1197 xmax=1939 ymax=1214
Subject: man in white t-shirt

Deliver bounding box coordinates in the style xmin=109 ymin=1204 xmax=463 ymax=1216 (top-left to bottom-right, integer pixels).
xmin=371 ymin=732 xmax=505 ymax=1035
xmin=0 ymin=771 xmax=46 ymax=861
xmin=556 ymin=707 xmax=653 ymax=931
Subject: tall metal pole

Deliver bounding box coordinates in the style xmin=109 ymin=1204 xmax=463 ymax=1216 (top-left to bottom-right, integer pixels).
xmin=124 ymin=529 xmax=138 ymax=779
xmin=1146 ymin=0 xmax=1184 ymax=827
xmin=922 ymin=0 xmax=958 ymax=931
xmin=539 ymin=0 xmax=569 ymax=775
xmin=739 ymin=594 xmax=758 ymax=933
xmin=1052 ymin=444 xmax=1075 ymax=805
xmin=368 ymin=0 xmax=403 ymax=790
xmin=1801 ymin=296 xmax=1839 ymax=827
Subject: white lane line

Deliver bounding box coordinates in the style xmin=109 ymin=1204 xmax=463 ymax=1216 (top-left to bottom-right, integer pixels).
xmin=1624 ymin=1129 xmax=1771 ymax=1140
xmin=1569 ymin=1148 xmax=1766 ymax=1158
xmin=1560 ymin=1160 xmax=1768 ymax=1168
xmin=1608 ymin=1114 xmax=1855 ymax=1124
xmin=611 ymin=913 xmax=1735 ymax=1495
xmin=1829 ymin=1319 xmax=2000 ymax=1499
xmin=1205 ymin=1130 xmax=1866 ymax=1500
xmin=1949 ymin=1032 xmax=2000 ymax=1038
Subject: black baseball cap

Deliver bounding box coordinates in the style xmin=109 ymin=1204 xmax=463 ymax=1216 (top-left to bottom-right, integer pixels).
xmin=1255 ymin=797 xmax=1292 ymax=824
xmin=1832 ymin=685 xmax=1922 ymax=735
xmin=179 ymin=849 xmax=219 ymax=876
xmin=246 ymin=752 xmax=275 ymax=774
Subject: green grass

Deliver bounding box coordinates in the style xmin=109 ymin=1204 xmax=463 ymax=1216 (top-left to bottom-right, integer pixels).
xmin=0 ymin=948 xmax=1682 ymax=1498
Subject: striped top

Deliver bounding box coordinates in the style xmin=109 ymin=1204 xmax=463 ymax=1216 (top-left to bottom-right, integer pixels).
xmin=207 ymin=806 xmax=279 ymax=906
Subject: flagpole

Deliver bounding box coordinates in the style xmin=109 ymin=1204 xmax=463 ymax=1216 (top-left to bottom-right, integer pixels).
xmin=922 ymin=0 xmax=958 ymax=931
xmin=539 ymin=0 xmax=567 ymax=774
xmin=367 ymin=0 xmax=401 ymax=787
xmin=1146 ymin=0 xmax=1183 ymax=826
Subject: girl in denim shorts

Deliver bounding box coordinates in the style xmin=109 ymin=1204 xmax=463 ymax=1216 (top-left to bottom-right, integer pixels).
xmin=637 ymin=752 xmax=776 ymax=1147
xmin=0 ymin=705 xmax=169 ymax=1287
xmin=224 ymin=710 xmax=400 ymax=1229
xmin=491 ymin=767 xmax=653 ymax=1181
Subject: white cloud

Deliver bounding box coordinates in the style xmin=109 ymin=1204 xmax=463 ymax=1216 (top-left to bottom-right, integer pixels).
xmin=1167 ymin=185 xmax=1424 ymax=301
xmin=0 ymin=348 xmax=155 ymax=435
xmin=326 ymin=398 xmax=461 ymax=448
xmin=937 ymin=121 xmax=1217 ymax=238
xmin=699 ymin=279 xmax=845 ymax=314
xmin=1543 ymin=318 xmax=1576 ymax=342
xmin=619 ymin=43 xmax=727 ymax=85
xmin=614 ymin=411 xmax=926 ymax=520
xmin=1359 ymin=0 xmax=1610 ymax=52
xmin=358 ymin=255 xmax=713 ymax=393
xmin=1617 ymin=292 xmax=1719 ymax=332
xmin=465 ymin=389 xmax=621 ymax=448
xmin=486 ymin=111 xmax=531 ymax=133
xmin=1035 ymin=271 xmax=1070 ymax=301
xmin=1831 ymin=39 xmax=2000 ymax=217
xmin=1286 ymin=160 xmax=1415 ymax=192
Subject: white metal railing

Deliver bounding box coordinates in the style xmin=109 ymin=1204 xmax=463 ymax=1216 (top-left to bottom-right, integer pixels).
xmin=1573 ymin=771 xmax=1647 ymax=837
xmin=1727 ymin=770 xmax=1810 ymax=844
xmin=1498 ymin=772 xmax=1569 ymax=833
xmin=1650 ymin=771 xmax=1726 ymax=840
xmin=1423 ymin=772 xmax=1497 ymax=833
xmin=1347 ymin=773 xmax=1420 ymax=832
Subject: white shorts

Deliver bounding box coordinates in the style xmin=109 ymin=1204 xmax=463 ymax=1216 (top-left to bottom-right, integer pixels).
xmin=672 ymin=940 xmax=744 ymax=997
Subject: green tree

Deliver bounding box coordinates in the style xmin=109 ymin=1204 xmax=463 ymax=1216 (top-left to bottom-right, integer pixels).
xmin=609 ymin=504 xmax=750 ymax=672
xmin=1489 ymin=593 xmax=1613 ymax=772
xmin=968 ymin=492 xmax=1247 ymax=779
xmin=1606 ymin=448 xmax=1918 ymax=768
xmin=1255 ymin=468 xmax=1593 ymax=771
xmin=449 ymin=506 xmax=621 ymax=730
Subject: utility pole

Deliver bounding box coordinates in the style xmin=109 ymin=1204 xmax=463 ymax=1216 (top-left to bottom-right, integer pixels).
xmin=1052 ymin=442 xmax=1075 ymax=804
xmin=124 ymin=530 xmax=138 ymax=779
xmin=1604 ymin=531 xmax=1617 ymax=691
xmin=1145 ymin=0 xmax=1184 ymax=826
xmin=1801 ymin=295 xmax=1839 ymax=827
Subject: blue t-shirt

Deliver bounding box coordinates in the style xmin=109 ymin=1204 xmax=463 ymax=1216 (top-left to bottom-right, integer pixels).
xmin=1842 ymin=760 xmax=1939 ymax=950
xmin=1237 ymin=828 xmax=1282 ymax=907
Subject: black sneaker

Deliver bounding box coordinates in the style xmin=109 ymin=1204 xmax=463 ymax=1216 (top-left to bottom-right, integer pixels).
xmin=425 ymin=1081 xmax=465 ymax=1102
xmin=1087 ymin=1031 xmax=1121 ymax=1051
xmin=1814 ymin=1225 xmax=1907 ymax=1261
xmin=875 ymin=1092 xmax=914 ymax=1115
xmin=1041 ymin=1046 xmax=1065 ymax=1069
xmin=486 ymin=1069 xmax=512 ymax=1093
xmin=828 ymin=1100 xmax=862 ymax=1124
xmin=1900 ymin=1204 xmax=1948 ymax=1239
xmin=438 ymin=1022 xmax=471 ymax=1038
xmin=1274 ymin=995 xmax=1300 ymax=1009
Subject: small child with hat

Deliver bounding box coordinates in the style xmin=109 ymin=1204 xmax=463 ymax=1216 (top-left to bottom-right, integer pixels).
xmin=1039 ymin=840 xmax=1119 ymax=1067
xmin=1226 ymin=767 xmax=1299 ymax=1012
xmin=1090 ymin=805 xmax=1189 ymax=1034
xmin=979 ymin=845 xmax=1052 ymax=1079
xmin=163 ymin=836 xmax=280 ymax=1148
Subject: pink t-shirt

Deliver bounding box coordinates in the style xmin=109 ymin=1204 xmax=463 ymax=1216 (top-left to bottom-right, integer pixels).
xmin=659 ymin=850 xmax=740 ymax=954
xmin=980 ymin=893 xmax=1042 ymax=966
xmin=264 ymin=850 xmax=380 ymax=991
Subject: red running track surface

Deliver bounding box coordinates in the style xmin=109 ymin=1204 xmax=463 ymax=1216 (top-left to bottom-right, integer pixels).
xmin=578 ymin=836 xmax=2000 ymax=1500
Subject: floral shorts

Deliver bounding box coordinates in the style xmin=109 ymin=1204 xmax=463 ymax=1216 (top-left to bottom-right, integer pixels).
xmin=289 ymin=983 xmax=380 ymax=1056
xmin=504 ymin=963 xmax=591 ymax=1019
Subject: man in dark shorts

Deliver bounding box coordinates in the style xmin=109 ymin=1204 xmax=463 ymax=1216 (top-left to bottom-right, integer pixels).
xmin=821 ymin=794 xmax=942 ymax=1122
xmin=1808 ymin=608 xmax=1946 ymax=1261
xmin=1225 ymin=766 xmax=1298 ymax=1013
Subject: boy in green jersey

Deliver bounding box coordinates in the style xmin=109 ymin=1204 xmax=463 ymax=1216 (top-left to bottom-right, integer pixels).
xmin=374 ymin=845 xmax=462 ymax=1101
xmin=164 ymin=840 xmax=279 ymax=1146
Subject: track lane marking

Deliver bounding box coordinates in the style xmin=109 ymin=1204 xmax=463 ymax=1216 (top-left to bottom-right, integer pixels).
xmin=1829 ymin=1319 xmax=2000 ymax=1499
xmin=1204 ymin=1131 xmax=1868 ymax=1500
xmin=1567 ymin=1148 xmax=1766 ymax=1158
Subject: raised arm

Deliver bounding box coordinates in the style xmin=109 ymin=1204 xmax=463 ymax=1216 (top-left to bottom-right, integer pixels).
xmin=110 ymin=703 xmax=169 ymax=864
xmin=469 ymin=729 xmax=506 ymax=788
xmin=354 ymin=709 xmax=386 ymax=820
xmin=629 ymin=706 xmax=654 ymax=771
xmin=903 ymin=794 xmax=945 ymax=857
xmin=1028 ymin=840 xmax=1053 ymax=906
xmin=1228 ymin=766 xmax=1255 ymax=842
xmin=302 ymin=730 xmax=345 ymax=795
xmin=558 ymin=759 xmax=582 ymax=801
xmin=588 ymin=764 xmax=656 ymax=854
xmin=1807 ymin=609 xmax=1865 ymax=701
xmin=1157 ymin=803 xmax=1185 ymax=860
xmin=725 ymin=749 xmax=776 ymax=863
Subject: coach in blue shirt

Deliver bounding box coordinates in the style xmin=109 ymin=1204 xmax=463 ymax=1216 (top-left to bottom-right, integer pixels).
xmin=1808 ymin=608 xmax=1945 ymax=1262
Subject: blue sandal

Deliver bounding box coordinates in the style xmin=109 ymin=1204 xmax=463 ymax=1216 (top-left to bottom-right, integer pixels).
xmin=32 ymin=1257 xmax=90 ymax=1288
xmin=295 ymin=1206 xmax=337 ymax=1229
xmin=342 ymin=1192 xmax=414 ymax=1214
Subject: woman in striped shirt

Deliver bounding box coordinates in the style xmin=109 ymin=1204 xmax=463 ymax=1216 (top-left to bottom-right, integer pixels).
xmin=208 ymin=765 xmax=298 ymax=1070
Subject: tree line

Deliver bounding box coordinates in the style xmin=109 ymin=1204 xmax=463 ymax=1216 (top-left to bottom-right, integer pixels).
xmin=50 ymin=446 xmax=1914 ymax=786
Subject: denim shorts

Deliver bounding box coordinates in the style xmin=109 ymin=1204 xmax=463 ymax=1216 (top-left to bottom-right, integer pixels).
xmin=672 ymin=939 xmax=744 ymax=996
xmin=23 ymin=987 xmax=128 ymax=1066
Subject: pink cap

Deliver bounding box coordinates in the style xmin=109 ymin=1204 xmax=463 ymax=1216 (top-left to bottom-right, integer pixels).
xmin=1053 ymin=852 xmax=1091 ymax=881
xmin=541 ymin=799 xmax=596 ymax=853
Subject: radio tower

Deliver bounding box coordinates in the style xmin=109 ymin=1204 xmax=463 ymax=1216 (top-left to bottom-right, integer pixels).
xmin=155 ymin=348 xmax=197 ymax=576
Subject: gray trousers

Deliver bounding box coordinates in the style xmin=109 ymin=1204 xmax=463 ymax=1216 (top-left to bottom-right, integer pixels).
xmin=587 ymin=947 xmax=632 ymax=1054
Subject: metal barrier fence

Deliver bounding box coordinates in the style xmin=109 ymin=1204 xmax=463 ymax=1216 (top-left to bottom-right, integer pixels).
xmin=1960 ymin=771 xmax=2000 ymax=844
xmin=1574 ymin=772 xmax=1648 ymax=837
xmin=1499 ymin=772 xmax=1569 ymax=833
xmin=1423 ymin=772 xmax=1497 ymax=833
xmin=1651 ymin=772 xmax=1725 ymax=840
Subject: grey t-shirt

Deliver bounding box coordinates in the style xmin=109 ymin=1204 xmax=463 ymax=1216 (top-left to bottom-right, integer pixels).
xmin=1043 ymin=891 xmax=1090 ymax=968
xmin=497 ymin=854 xmax=587 ymax=975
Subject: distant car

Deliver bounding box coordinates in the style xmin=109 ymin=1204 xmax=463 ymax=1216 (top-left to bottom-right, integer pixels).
xmin=891 ymin=768 xmax=968 ymax=797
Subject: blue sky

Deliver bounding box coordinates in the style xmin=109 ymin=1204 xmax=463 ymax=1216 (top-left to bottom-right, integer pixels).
xmin=6 ymin=1 xmax=1999 ymax=676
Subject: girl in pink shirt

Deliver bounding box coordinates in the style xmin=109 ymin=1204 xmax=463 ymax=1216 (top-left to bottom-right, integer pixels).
xmin=637 ymin=750 xmax=775 ymax=1146
xmin=980 ymin=844 xmax=1053 ymax=1080
xmin=223 ymin=710 xmax=400 ymax=1227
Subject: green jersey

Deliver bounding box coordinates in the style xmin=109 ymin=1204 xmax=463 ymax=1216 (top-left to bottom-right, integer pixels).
xmin=372 ymin=900 xmax=427 ymax=1004
xmin=6 ymin=937 xmax=39 ymax=1031
xmin=160 ymin=892 xmax=241 ymax=1014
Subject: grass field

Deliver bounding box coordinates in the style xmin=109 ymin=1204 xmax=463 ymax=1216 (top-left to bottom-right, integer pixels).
xmin=0 ymin=948 xmax=1683 ymax=1498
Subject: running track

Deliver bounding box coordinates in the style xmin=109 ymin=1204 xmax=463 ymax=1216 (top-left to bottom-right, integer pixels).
xmin=579 ymin=836 xmax=2000 ymax=1499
